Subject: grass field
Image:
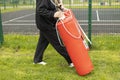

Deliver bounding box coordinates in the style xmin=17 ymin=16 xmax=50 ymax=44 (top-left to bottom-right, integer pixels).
xmin=0 ymin=34 xmax=120 ymax=80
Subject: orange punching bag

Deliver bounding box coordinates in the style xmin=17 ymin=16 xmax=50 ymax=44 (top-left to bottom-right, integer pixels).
xmin=56 ymin=10 xmax=94 ymax=76
xmin=64 ymin=10 xmax=90 ymax=50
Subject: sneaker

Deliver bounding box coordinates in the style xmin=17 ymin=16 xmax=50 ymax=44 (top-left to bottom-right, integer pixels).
xmin=33 ymin=61 xmax=47 ymax=65
xmin=69 ymin=63 xmax=74 ymax=67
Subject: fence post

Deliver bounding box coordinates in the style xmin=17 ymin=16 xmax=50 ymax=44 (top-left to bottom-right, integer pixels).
xmin=109 ymin=0 xmax=111 ymax=6
xmin=69 ymin=0 xmax=72 ymax=8
xmin=3 ymin=0 xmax=6 ymax=10
xmin=88 ymin=0 xmax=92 ymax=48
xmin=0 ymin=9 xmax=4 ymax=45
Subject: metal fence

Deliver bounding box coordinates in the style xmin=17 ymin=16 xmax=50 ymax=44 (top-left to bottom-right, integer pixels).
xmin=0 ymin=9 xmax=3 ymax=45
xmin=0 ymin=0 xmax=120 ymax=47
xmin=62 ymin=0 xmax=120 ymax=34
xmin=0 ymin=0 xmax=35 ymax=9
xmin=63 ymin=0 xmax=120 ymax=6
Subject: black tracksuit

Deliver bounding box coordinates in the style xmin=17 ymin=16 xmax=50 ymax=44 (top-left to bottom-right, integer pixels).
xmin=34 ymin=0 xmax=72 ymax=64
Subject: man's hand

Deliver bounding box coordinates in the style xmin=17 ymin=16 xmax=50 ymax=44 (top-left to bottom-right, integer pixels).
xmin=54 ymin=11 xmax=64 ymax=18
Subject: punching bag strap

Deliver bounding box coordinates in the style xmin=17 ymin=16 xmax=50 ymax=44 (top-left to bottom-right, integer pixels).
xmin=56 ymin=20 xmax=65 ymax=47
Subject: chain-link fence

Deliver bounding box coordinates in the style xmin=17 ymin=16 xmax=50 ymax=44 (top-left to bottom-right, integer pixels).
xmin=63 ymin=0 xmax=120 ymax=48
xmin=0 ymin=0 xmax=35 ymax=10
xmin=62 ymin=0 xmax=120 ymax=34
xmin=63 ymin=0 xmax=120 ymax=7
xmin=0 ymin=0 xmax=120 ymax=48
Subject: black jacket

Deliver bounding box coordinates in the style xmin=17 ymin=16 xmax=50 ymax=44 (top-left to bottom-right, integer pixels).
xmin=36 ymin=0 xmax=57 ymax=31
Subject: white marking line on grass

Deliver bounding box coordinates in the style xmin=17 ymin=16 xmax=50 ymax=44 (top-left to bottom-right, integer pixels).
xmin=78 ymin=20 xmax=120 ymax=22
xmin=3 ymin=24 xmax=36 ymax=26
xmin=2 ymin=13 xmax=35 ymax=24
xmin=6 ymin=20 xmax=120 ymax=23
xmin=96 ymin=10 xmax=100 ymax=21
xmin=3 ymin=23 xmax=120 ymax=26
xmin=17 ymin=20 xmax=120 ymax=23
xmin=77 ymin=24 xmax=120 ymax=26
xmin=14 ymin=20 xmax=35 ymax=22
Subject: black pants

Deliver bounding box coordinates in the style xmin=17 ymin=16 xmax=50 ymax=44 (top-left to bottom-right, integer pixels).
xmin=34 ymin=29 xmax=72 ymax=65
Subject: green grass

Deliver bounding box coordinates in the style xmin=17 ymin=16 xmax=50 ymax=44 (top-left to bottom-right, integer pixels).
xmin=1 ymin=7 xmax=35 ymax=13
xmin=65 ymin=5 xmax=120 ymax=9
xmin=1 ymin=8 xmax=28 ymax=13
xmin=65 ymin=6 xmax=120 ymax=9
xmin=1 ymin=3 xmax=119 ymax=13
xmin=0 ymin=34 xmax=120 ymax=80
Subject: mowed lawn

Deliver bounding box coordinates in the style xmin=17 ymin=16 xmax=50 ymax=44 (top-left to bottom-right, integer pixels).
xmin=0 ymin=34 xmax=120 ymax=80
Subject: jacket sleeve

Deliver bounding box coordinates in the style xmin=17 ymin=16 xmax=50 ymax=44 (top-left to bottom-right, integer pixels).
xmin=36 ymin=0 xmax=56 ymax=19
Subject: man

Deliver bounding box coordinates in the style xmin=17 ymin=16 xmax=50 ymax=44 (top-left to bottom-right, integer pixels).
xmin=34 ymin=0 xmax=73 ymax=67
